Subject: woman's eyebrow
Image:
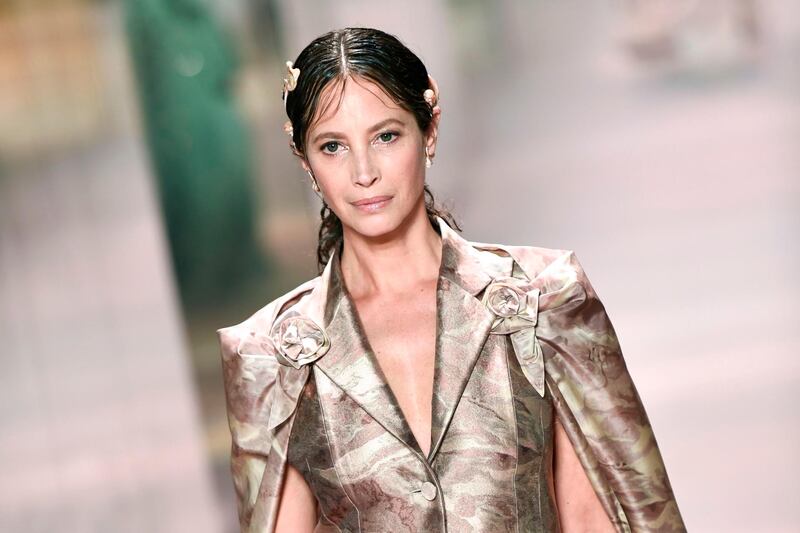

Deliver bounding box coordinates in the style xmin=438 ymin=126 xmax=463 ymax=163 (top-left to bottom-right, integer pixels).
xmin=311 ymin=118 xmax=405 ymax=145
xmin=367 ymin=117 xmax=405 ymax=132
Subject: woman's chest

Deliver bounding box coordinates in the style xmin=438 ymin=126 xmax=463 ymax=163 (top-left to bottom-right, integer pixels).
xmin=354 ymin=285 xmax=438 ymax=456
xmin=354 ymin=284 xmax=437 ymax=365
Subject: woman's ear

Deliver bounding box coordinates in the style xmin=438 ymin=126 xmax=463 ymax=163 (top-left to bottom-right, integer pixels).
xmin=425 ymin=74 xmax=442 ymax=159
xmin=288 ymin=141 xmax=311 ymax=174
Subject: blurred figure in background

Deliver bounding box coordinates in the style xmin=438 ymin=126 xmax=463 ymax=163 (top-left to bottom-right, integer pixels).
xmin=621 ymin=0 xmax=762 ymax=74
xmin=125 ymin=0 xmax=270 ymax=311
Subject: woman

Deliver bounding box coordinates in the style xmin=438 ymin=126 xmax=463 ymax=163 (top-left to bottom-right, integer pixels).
xmin=218 ymin=27 xmax=686 ymax=533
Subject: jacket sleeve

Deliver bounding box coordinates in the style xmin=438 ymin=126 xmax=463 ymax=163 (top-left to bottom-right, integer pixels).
xmin=536 ymin=251 xmax=686 ymax=533
xmin=217 ymin=288 xmax=314 ymax=532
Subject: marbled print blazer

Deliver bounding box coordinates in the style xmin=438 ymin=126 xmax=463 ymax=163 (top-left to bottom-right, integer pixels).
xmin=217 ymin=215 xmax=686 ymax=533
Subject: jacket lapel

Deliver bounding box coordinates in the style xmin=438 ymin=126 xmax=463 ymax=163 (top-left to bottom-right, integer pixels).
xmin=313 ymin=241 xmax=423 ymax=456
xmin=309 ymin=216 xmax=514 ymax=462
xmin=428 ymin=218 xmax=513 ymax=461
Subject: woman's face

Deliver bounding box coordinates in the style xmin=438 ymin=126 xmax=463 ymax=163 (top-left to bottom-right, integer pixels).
xmin=301 ymin=76 xmax=438 ymax=240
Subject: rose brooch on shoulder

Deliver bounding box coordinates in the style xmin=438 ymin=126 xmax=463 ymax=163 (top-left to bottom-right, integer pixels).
xmin=482 ymin=276 xmax=546 ymax=397
xmin=482 ymin=277 xmax=540 ymax=334
xmin=270 ymin=315 xmax=330 ymax=369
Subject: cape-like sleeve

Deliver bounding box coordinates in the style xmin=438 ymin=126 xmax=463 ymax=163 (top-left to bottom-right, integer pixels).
xmin=217 ymin=281 xmax=316 ymax=533
xmin=532 ymin=251 xmax=686 ymax=533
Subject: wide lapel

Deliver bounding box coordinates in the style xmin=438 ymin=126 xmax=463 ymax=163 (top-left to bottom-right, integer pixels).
xmin=427 ymin=216 xmax=514 ymax=462
xmin=313 ymin=242 xmax=423 ymax=457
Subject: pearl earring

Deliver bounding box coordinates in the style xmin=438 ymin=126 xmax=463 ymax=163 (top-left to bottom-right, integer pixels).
xmin=306 ymin=169 xmax=323 ymax=199
xmin=425 ymin=146 xmax=433 ymax=169
xmin=305 ymin=169 xmax=318 ymax=190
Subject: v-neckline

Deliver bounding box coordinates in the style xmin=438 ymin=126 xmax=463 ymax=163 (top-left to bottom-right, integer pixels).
xmin=313 ymin=216 xmax=504 ymax=464
xmin=332 ymin=228 xmax=445 ymax=460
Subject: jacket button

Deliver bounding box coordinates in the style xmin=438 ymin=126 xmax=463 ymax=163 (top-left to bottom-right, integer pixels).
xmin=420 ymin=481 xmax=437 ymax=501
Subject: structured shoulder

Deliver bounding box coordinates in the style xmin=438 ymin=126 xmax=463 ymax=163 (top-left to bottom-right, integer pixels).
xmin=471 ymin=239 xmax=571 ymax=265
xmin=468 ymin=239 xmax=595 ymax=296
xmin=216 ymin=275 xmax=321 ymax=360
xmin=217 ymin=274 xmax=322 ymax=441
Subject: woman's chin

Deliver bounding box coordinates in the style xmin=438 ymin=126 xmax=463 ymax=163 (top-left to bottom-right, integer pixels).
xmin=351 ymin=217 xmax=397 ymax=239
xmin=344 ymin=210 xmax=405 ymax=241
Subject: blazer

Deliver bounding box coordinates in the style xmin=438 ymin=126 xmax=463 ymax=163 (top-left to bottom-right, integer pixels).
xmin=217 ymin=215 xmax=686 ymax=533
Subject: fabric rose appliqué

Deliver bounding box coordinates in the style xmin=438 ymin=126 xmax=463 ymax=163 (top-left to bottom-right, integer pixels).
xmin=482 ymin=277 xmax=540 ymax=335
xmin=270 ymin=315 xmax=330 ymax=369
xmin=482 ymin=276 xmax=546 ymax=397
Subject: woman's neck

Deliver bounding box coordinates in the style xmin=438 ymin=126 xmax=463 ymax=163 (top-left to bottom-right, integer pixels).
xmin=339 ymin=205 xmax=442 ymax=300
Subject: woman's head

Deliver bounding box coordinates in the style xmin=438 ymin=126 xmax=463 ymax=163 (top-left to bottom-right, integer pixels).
xmin=282 ymin=27 xmax=460 ymax=271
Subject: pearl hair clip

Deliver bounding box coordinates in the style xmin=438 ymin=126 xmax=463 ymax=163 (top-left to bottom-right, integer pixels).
xmin=423 ymin=88 xmax=437 ymax=107
xmin=282 ymin=60 xmax=300 ymax=105
xmin=283 ymin=60 xmax=300 ymax=138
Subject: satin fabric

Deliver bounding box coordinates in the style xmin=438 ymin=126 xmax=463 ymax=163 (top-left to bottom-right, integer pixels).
xmin=217 ymin=216 xmax=686 ymax=532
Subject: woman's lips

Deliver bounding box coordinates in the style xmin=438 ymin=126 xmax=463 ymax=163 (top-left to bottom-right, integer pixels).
xmin=351 ymin=195 xmax=392 ymax=212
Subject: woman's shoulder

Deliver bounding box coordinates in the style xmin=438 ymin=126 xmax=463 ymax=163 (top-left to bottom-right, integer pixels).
xmin=216 ymin=274 xmax=322 ymax=357
xmin=465 ymin=237 xmax=597 ymax=297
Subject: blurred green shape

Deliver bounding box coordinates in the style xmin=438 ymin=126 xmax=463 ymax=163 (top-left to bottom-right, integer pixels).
xmin=125 ymin=0 xmax=268 ymax=310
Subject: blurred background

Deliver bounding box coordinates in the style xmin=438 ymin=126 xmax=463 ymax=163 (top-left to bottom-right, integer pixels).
xmin=1 ymin=0 xmax=798 ymax=531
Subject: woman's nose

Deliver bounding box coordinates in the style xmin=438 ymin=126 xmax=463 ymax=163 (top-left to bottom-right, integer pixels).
xmin=351 ymin=147 xmax=379 ymax=187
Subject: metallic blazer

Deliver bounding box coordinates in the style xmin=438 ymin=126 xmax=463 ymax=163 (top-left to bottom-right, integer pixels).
xmin=217 ymin=216 xmax=686 ymax=533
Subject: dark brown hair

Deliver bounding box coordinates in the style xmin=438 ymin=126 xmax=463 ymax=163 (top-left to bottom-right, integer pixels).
xmin=283 ymin=27 xmax=461 ymax=273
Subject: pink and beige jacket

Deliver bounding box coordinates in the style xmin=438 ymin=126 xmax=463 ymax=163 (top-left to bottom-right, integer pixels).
xmin=217 ymin=215 xmax=686 ymax=532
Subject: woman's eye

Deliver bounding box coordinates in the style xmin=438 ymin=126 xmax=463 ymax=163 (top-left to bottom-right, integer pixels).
xmin=378 ymin=131 xmax=397 ymax=143
xmin=321 ymin=141 xmax=340 ymax=153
